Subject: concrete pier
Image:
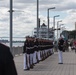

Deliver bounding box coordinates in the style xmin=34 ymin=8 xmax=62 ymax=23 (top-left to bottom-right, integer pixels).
xmin=14 ymin=50 xmax=76 ymax=75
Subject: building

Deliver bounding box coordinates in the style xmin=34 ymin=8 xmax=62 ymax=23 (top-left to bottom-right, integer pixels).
xmin=61 ymin=31 xmax=69 ymax=41
xmin=33 ymin=23 xmax=54 ymax=40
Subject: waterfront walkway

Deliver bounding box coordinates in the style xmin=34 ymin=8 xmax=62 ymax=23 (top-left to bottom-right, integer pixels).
xmin=14 ymin=50 xmax=76 ymax=75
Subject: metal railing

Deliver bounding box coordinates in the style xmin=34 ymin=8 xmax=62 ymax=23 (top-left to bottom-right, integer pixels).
xmin=12 ymin=46 xmax=23 ymax=56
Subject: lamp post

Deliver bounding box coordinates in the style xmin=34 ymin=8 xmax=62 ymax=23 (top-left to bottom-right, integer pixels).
xmin=8 ymin=8 xmax=24 ymax=53
xmin=37 ymin=0 xmax=39 ymax=38
xmin=47 ymin=7 xmax=55 ymax=39
xmin=57 ymin=20 xmax=62 ymax=41
xmin=9 ymin=0 xmax=13 ymax=53
xmin=53 ymin=15 xmax=60 ymax=41
xmin=53 ymin=15 xmax=60 ymax=29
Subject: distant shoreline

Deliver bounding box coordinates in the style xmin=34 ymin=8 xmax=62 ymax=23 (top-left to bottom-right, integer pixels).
xmin=1 ymin=42 xmax=24 ymax=47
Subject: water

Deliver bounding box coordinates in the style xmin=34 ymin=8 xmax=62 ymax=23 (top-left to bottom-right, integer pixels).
xmin=2 ymin=42 xmax=24 ymax=47
xmin=0 ymin=37 xmax=25 ymax=47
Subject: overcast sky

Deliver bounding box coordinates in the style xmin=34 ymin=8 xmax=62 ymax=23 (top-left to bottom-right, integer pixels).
xmin=0 ymin=0 xmax=76 ymax=40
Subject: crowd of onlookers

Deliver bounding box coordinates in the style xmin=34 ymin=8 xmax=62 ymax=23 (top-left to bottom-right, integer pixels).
xmin=53 ymin=39 xmax=76 ymax=53
xmin=69 ymin=39 xmax=76 ymax=53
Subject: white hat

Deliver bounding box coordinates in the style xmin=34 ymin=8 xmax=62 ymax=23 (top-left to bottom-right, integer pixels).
xmin=61 ymin=35 xmax=65 ymax=38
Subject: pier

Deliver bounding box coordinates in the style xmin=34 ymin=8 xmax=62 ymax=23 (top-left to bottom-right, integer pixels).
xmin=14 ymin=49 xmax=76 ymax=75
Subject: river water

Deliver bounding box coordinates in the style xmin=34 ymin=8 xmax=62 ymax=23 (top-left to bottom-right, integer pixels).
xmin=2 ymin=42 xmax=24 ymax=47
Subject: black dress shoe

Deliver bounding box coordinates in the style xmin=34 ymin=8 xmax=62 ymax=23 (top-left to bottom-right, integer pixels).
xmin=32 ymin=63 xmax=35 ymax=66
xmin=58 ymin=63 xmax=63 ymax=64
xmin=24 ymin=68 xmax=30 ymax=71
xmin=30 ymin=65 xmax=33 ymax=69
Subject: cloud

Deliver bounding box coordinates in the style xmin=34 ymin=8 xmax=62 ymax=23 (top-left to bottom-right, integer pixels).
xmin=0 ymin=0 xmax=76 ymax=39
xmin=14 ymin=0 xmax=36 ymax=3
xmin=45 ymin=0 xmax=76 ymax=11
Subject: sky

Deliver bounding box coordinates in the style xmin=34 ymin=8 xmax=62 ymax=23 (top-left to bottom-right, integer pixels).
xmin=0 ymin=0 xmax=76 ymax=40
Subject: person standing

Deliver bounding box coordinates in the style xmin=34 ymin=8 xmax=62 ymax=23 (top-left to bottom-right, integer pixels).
xmin=33 ymin=38 xmax=38 ymax=64
xmin=73 ymin=40 xmax=76 ymax=53
xmin=23 ymin=40 xmax=28 ymax=70
xmin=58 ymin=35 xmax=64 ymax=64
xmin=0 ymin=43 xmax=17 ymax=75
xmin=24 ymin=37 xmax=31 ymax=70
xmin=29 ymin=37 xmax=34 ymax=69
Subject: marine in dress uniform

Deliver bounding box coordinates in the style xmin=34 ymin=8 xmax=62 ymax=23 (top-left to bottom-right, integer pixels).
xmin=29 ymin=37 xmax=34 ymax=69
xmin=23 ymin=40 xmax=28 ymax=70
xmin=33 ymin=38 xmax=38 ymax=64
xmin=23 ymin=36 xmax=31 ymax=70
xmin=58 ymin=36 xmax=64 ymax=64
xmin=37 ymin=38 xmax=41 ymax=62
xmin=0 ymin=43 xmax=17 ymax=75
xmin=39 ymin=39 xmax=43 ymax=61
xmin=50 ymin=41 xmax=54 ymax=55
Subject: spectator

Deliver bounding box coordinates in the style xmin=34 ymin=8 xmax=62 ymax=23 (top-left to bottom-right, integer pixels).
xmin=0 ymin=43 xmax=17 ymax=75
xmin=73 ymin=40 xmax=76 ymax=53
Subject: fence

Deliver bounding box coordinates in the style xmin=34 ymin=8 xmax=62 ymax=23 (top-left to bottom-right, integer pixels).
xmin=12 ymin=46 xmax=23 ymax=56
